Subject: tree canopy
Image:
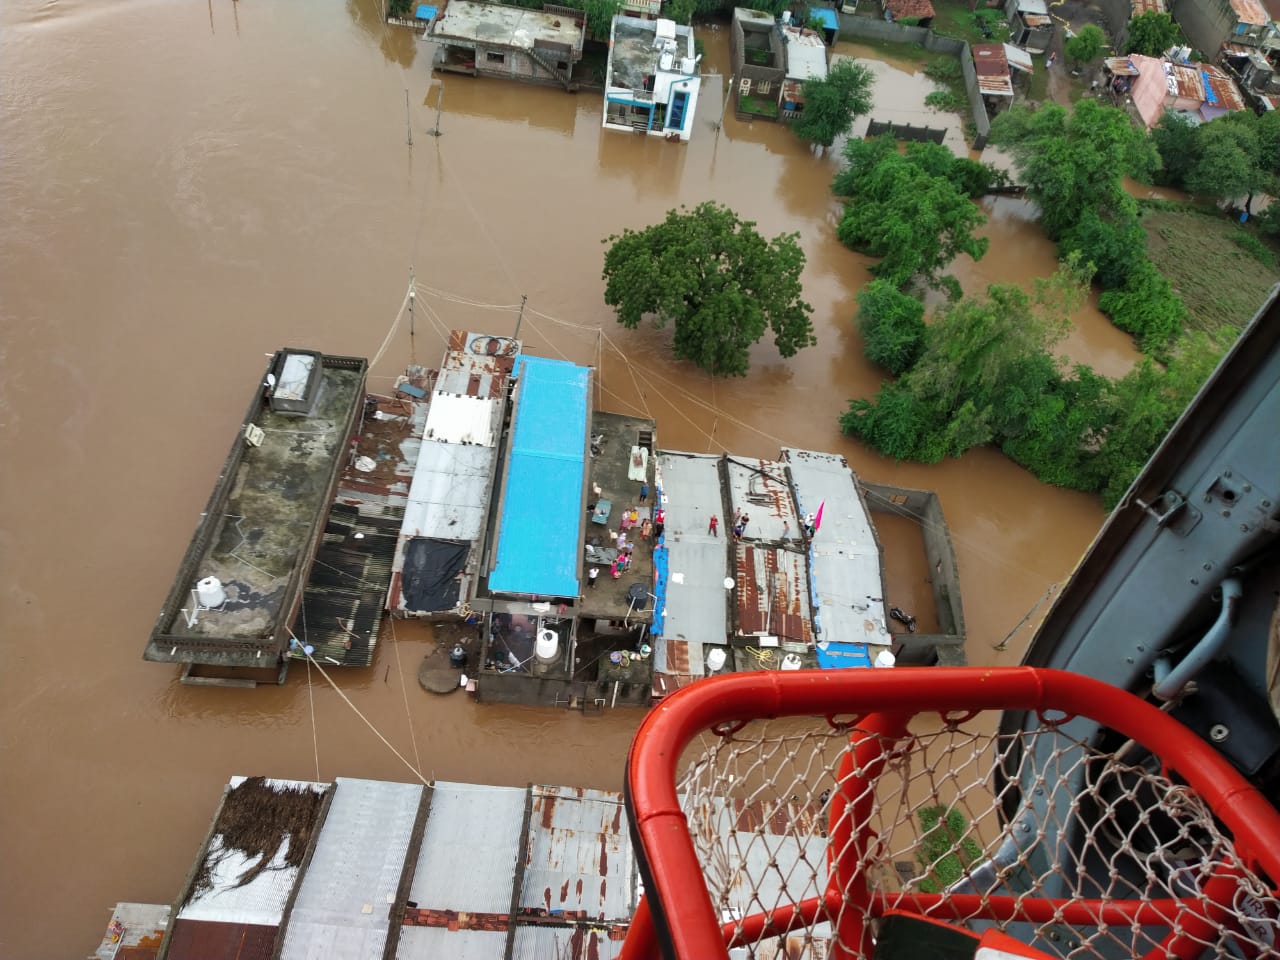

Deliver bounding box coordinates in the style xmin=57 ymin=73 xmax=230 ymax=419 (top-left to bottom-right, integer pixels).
xmin=1124 ymin=11 xmax=1178 ymax=57
xmin=990 ymin=100 xmax=1158 ymax=240
xmin=1065 ymin=24 xmax=1106 ymax=66
xmin=1152 ymin=111 xmax=1280 ymax=211
xmin=793 ymin=59 xmax=876 ymax=148
xmin=856 ymin=281 xmax=927 ymax=375
xmin=833 ymin=137 xmax=990 ymax=294
xmin=601 ymin=202 xmax=816 ymax=377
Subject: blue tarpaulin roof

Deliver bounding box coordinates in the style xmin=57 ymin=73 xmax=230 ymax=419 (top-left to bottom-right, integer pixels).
xmin=808 ymin=6 xmax=838 ymax=29
xmin=488 ymin=357 xmax=589 ymax=598
xmin=415 ymin=4 xmax=437 ymax=19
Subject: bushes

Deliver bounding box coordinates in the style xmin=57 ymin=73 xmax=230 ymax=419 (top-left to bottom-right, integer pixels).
xmin=1058 ymin=210 xmax=1147 ymax=290
xmin=857 ymin=281 xmax=927 ymax=374
xmin=1098 ymin=260 xmax=1186 ymax=351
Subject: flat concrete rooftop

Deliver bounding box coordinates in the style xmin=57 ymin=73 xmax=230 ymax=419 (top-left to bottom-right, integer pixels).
xmin=433 ymin=0 xmax=584 ymax=52
xmin=610 ymin=17 xmax=694 ymax=91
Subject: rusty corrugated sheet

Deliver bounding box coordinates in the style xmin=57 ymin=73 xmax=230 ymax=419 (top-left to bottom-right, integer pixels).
xmin=166 ymin=919 xmax=277 ymax=960
xmin=734 ymin=545 xmax=812 ymax=644
xmin=1130 ymin=0 xmax=1166 ymax=15
xmin=1230 ymin=0 xmax=1269 ymax=25
xmin=1201 ymin=63 xmax=1248 ymax=112
xmin=1167 ymin=62 xmax=1205 ymax=100
xmin=522 ymin=785 xmax=634 ymax=921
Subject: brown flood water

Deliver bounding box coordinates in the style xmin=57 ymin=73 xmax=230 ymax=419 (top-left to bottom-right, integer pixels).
xmin=1 ymin=3 xmax=1121 ymax=955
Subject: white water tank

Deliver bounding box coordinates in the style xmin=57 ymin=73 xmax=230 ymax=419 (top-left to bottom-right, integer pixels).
xmin=874 ymin=649 xmax=897 ymax=669
xmin=706 ymin=647 xmax=727 ymax=672
xmin=659 ymin=48 xmax=676 ymax=72
xmin=781 ymin=652 xmax=803 ymax=671
xmin=536 ymin=629 xmax=560 ymax=662
xmin=196 ymin=576 xmax=226 ymax=609
xmin=781 ymin=10 xmax=792 ymax=25
xmin=680 ymin=56 xmax=696 ymax=75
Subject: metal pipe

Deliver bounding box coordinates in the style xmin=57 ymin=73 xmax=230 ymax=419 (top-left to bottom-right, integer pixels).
xmin=1153 ymin=577 xmax=1243 ymax=700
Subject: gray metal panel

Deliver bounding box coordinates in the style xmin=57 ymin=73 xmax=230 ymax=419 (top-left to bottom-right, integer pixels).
xmin=280 ymin=777 xmax=424 ymax=960
xmin=782 ymin=449 xmax=890 ymax=646
xmin=409 ymin=781 xmax=526 ymax=912
xmin=724 ymin=457 xmax=801 ymax=544
xmin=397 ymin=927 xmax=507 ymax=959
xmin=655 ymin=453 xmax=727 ymax=673
xmin=402 ymin=442 xmax=495 ymax=542
xmin=510 ymin=925 xmax=626 ymax=959
xmin=521 ymin=785 xmax=634 ymax=920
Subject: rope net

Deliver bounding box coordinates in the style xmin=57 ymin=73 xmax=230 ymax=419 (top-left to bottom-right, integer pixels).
xmin=668 ymin=710 xmax=1280 ymax=959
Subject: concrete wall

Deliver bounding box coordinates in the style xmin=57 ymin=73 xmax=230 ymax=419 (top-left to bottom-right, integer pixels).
xmin=1095 ymin=0 xmax=1133 ymax=54
xmin=1170 ymin=0 xmax=1234 ymax=57
xmin=837 ymin=15 xmax=991 ymax=149
xmin=861 ymin=480 xmax=967 ymax=666
xmin=476 ymin=671 xmax=650 ymax=707
xmin=472 ymin=43 xmax=575 ymax=85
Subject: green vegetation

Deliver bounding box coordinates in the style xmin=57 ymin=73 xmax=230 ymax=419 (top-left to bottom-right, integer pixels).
xmin=1153 ymin=110 xmax=1280 ymax=213
xmin=740 ymin=94 xmax=780 ymax=118
xmin=833 ymin=137 xmax=991 ymax=295
xmin=923 ymin=58 xmax=967 ymax=114
xmin=388 ymin=0 xmax=413 ymax=16
xmin=601 ymin=202 xmax=815 ymax=377
xmin=840 ymin=260 xmax=1226 ymax=506
xmin=1125 ymin=11 xmax=1179 ymax=57
xmin=793 ymin=59 xmax=876 ymax=148
xmin=856 ymin=280 xmax=927 ymax=374
xmin=925 ymin=89 xmax=967 ymax=112
xmin=1232 ymin=230 xmax=1276 ymax=268
xmin=930 ymin=2 xmax=1011 ymax=44
xmin=1141 ymin=206 xmax=1280 ymax=340
xmin=917 ymin=807 xmax=983 ymax=894
xmin=1065 ymin=23 xmax=1106 ymax=68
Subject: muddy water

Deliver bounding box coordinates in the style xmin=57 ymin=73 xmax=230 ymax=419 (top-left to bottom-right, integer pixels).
xmin=1 ymin=3 xmax=1115 ymax=956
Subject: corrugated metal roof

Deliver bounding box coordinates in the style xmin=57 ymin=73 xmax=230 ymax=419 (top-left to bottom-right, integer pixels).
xmin=423 ymin=393 xmax=500 ymax=445
xmin=884 ymin=0 xmax=936 ymax=19
xmin=1200 ymin=63 xmax=1248 ymax=112
xmin=1166 ymin=61 xmax=1205 ymax=100
xmin=489 ymin=357 xmax=590 ymax=598
xmin=409 ymin=782 xmax=526 ymax=912
xmin=782 ymin=450 xmax=890 ymax=647
xmin=1231 ymin=0 xmax=1269 ymax=25
xmin=972 ymin=43 xmax=1014 ymax=95
xmin=521 ymin=785 xmax=635 ymax=920
xmin=1002 ymin=42 xmax=1033 ymax=72
xmin=397 ymin=927 xmax=507 ymax=958
xmin=1104 ymin=56 xmax=1141 ymax=76
xmin=783 ymin=27 xmax=828 ymax=81
xmin=734 ymin=545 xmax=812 ymax=644
xmin=510 ymin=925 xmax=627 ymax=959
xmin=167 ymin=919 xmax=277 ymax=960
xmin=279 ymin=777 xmax=425 ymax=960
xmin=724 ymin=457 xmax=801 ymax=544
xmin=402 ymin=443 xmax=495 ymax=542
xmin=1130 ymin=0 xmax=1166 ymax=15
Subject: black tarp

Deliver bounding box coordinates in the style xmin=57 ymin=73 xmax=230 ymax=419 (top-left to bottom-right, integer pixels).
xmin=401 ymin=537 xmax=469 ymax=613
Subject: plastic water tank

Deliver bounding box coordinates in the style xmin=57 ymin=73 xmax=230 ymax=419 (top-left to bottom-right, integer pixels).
xmin=196 ymin=576 xmax=226 ymax=609
xmin=781 ymin=9 xmax=792 ymax=24
xmin=874 ymin=649 xmax=897 ymax=669
xmin=780 ymin=652 xmax=803 ymax=671
xmin=706 ymin=647 xmax=727 ymax=672
xmin=659 ymin=49 xmax=676 ymax=72
xmin=535 ymin=629 xmax=560 ymax=662
xmin=680 ymin=56 xmax=696 ymax=75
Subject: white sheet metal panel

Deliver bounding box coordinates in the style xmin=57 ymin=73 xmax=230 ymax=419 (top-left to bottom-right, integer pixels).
xmin=280 ymin=777 xmax=424 ymax=960
xmin=422 ymin=393 xmax=499 ymax=446
xmin=400 ymin=442 xmax=495 ymax=542
xmin=397 ymin=927 xmax=507 ymax=959
xmin=510 ymin=925 xmax=627 ymax=959
xmin=725 ymin=457 xmax=802 ymax=544
xmin=654 ymin=452 xmax=727 ymax=676
xmin=521 ymin=785 xmax=634 ymax=920
xmin=409 ymin=782 xmax=526 ymax=912
xmin=782 ymin=449 xmax=890 ymax=647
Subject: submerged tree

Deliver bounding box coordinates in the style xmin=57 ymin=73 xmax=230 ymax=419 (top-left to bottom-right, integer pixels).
xmin=793 ymin=59 xmax=876 ymax=149
xmin=1125 ymin=11 xmax=1179 ymax=57
xmin=601 ymin=202 xmax=816 ymax=377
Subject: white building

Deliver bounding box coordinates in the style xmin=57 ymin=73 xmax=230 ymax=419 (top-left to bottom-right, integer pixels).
xmin=602 ymin=16 xmax=702 ymax=141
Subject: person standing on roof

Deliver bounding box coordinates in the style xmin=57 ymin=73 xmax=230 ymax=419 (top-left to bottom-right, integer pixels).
xmin=639 ymin=482 xmax=649 ymax=503
xmin=708 ymin=514 xmax=719 ymax=536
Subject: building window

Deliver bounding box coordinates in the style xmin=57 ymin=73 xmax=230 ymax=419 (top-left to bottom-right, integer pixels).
xmin=557 ymin=61 xmax=569 ymax=71
xmin=757 ymin=80 xmax=771 ymax=94
xmin=486 ymin=51 xmax=506 ymax=64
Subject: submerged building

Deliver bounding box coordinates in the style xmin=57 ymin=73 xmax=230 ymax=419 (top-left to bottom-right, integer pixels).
xmin=429 ymin=0 xmax=587 ymax=90
xmin=101 ymin=775 xmax=637 ymax=960
xmin=602 ymin=16 xmax=702 ymax=140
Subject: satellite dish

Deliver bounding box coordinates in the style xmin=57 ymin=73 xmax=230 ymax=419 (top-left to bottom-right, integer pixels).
xmin=723 ymin=578 xmax=735 ymax=590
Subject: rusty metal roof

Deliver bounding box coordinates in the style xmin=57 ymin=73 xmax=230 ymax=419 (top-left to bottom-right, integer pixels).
xmin=1200 ymin=63 xmax=1248 ymax=112
xmin=734 ymin=544 xmax=812 ymax=644
xmin=972 ymin=43 xmax=1015 ymax=96
xmin=167 ymin=920 xmax=276 ymax=960
xmin=511 ymin=925 xmax=628 ymax=958
xmin=1105 ymin=56 xmax=1142 ymax=76
xmin=522 ymin=785 xmax=635 ymax=921
xmin=1231 ymin=0 xmax=1270 ymax=25
xmin=93 ymin=903 xmax=170 ymax=960
xmin=885 ymin=0 xmax=936 ymax=19
xmin=1130 ymin=0 xmax=1166 ymax=15
xmin=1165 ymin=61 xmax=1205 ymax=101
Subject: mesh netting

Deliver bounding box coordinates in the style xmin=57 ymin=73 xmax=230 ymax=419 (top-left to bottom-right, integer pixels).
xmin=671 ymin=710 xmax=1280 ymax=959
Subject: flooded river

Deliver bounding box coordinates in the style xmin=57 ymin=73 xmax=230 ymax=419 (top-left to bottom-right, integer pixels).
xmin=1 ymin=2 xmax=1128 ymax=955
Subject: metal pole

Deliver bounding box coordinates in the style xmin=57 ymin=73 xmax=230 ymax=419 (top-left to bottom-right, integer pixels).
xmin=514 ymin=293 xmax=528 ymax=340
xmin=408 ymin=268 xmax=415 ymax=338
xmin=405 ymin=89 xmax=413 ymax=146
xmin=715 ymin=74 xmax=733 ymax=140
xmin=428 ymin=81 xmax=444 ymax=137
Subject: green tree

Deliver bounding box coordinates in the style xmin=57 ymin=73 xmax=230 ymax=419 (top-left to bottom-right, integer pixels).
xmin=1185 ymin=114 xmax=1275 ymax=212
xmin=565 ymin=0 xmax=624 ymax=40
xmin=1125 ymin=11 xmax=1178 ymax=57
xmin=990 ymin=100 xmax=1158 ymax=239
xmin=793 ymin=59 xmax=876 ymax=149
xmin=834 ymin=138 xmax=989 ymax=292
xmin=1057 ymin=209 xmax=1147 ymax=289
xmin=1097 ymin=259 xmax=1186 ymax=350
xmin=856 ymin=281 xmax=927 ymax=374
xmin=662 ymin=0 xmax=696 ymax=23
xmin=601 ymin=202 xmax=816 ymax=377
xmin=1151 ymin=111 xmax=1201 ymax=188
xmin=1065 ymin=24 xmax=1106 ymax=68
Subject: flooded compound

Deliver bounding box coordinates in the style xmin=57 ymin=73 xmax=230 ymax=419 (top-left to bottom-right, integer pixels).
xmin=1 ymin=1 xmax=1119 ymax=955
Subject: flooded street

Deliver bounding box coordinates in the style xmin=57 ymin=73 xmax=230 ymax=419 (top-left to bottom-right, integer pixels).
xmin=1 ymin=2 xmax=1114 ymax=955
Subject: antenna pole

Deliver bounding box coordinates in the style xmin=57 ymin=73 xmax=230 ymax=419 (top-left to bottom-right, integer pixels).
xmin=428 ymin=80 xmax=444 ymax=137
xmin=514 ymin=294 xmax=528 ymax=340
xmin=405 ymin=89 xmax=413 ymax=146
xmin=408 ymin=269 xmax=416 ymax=338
